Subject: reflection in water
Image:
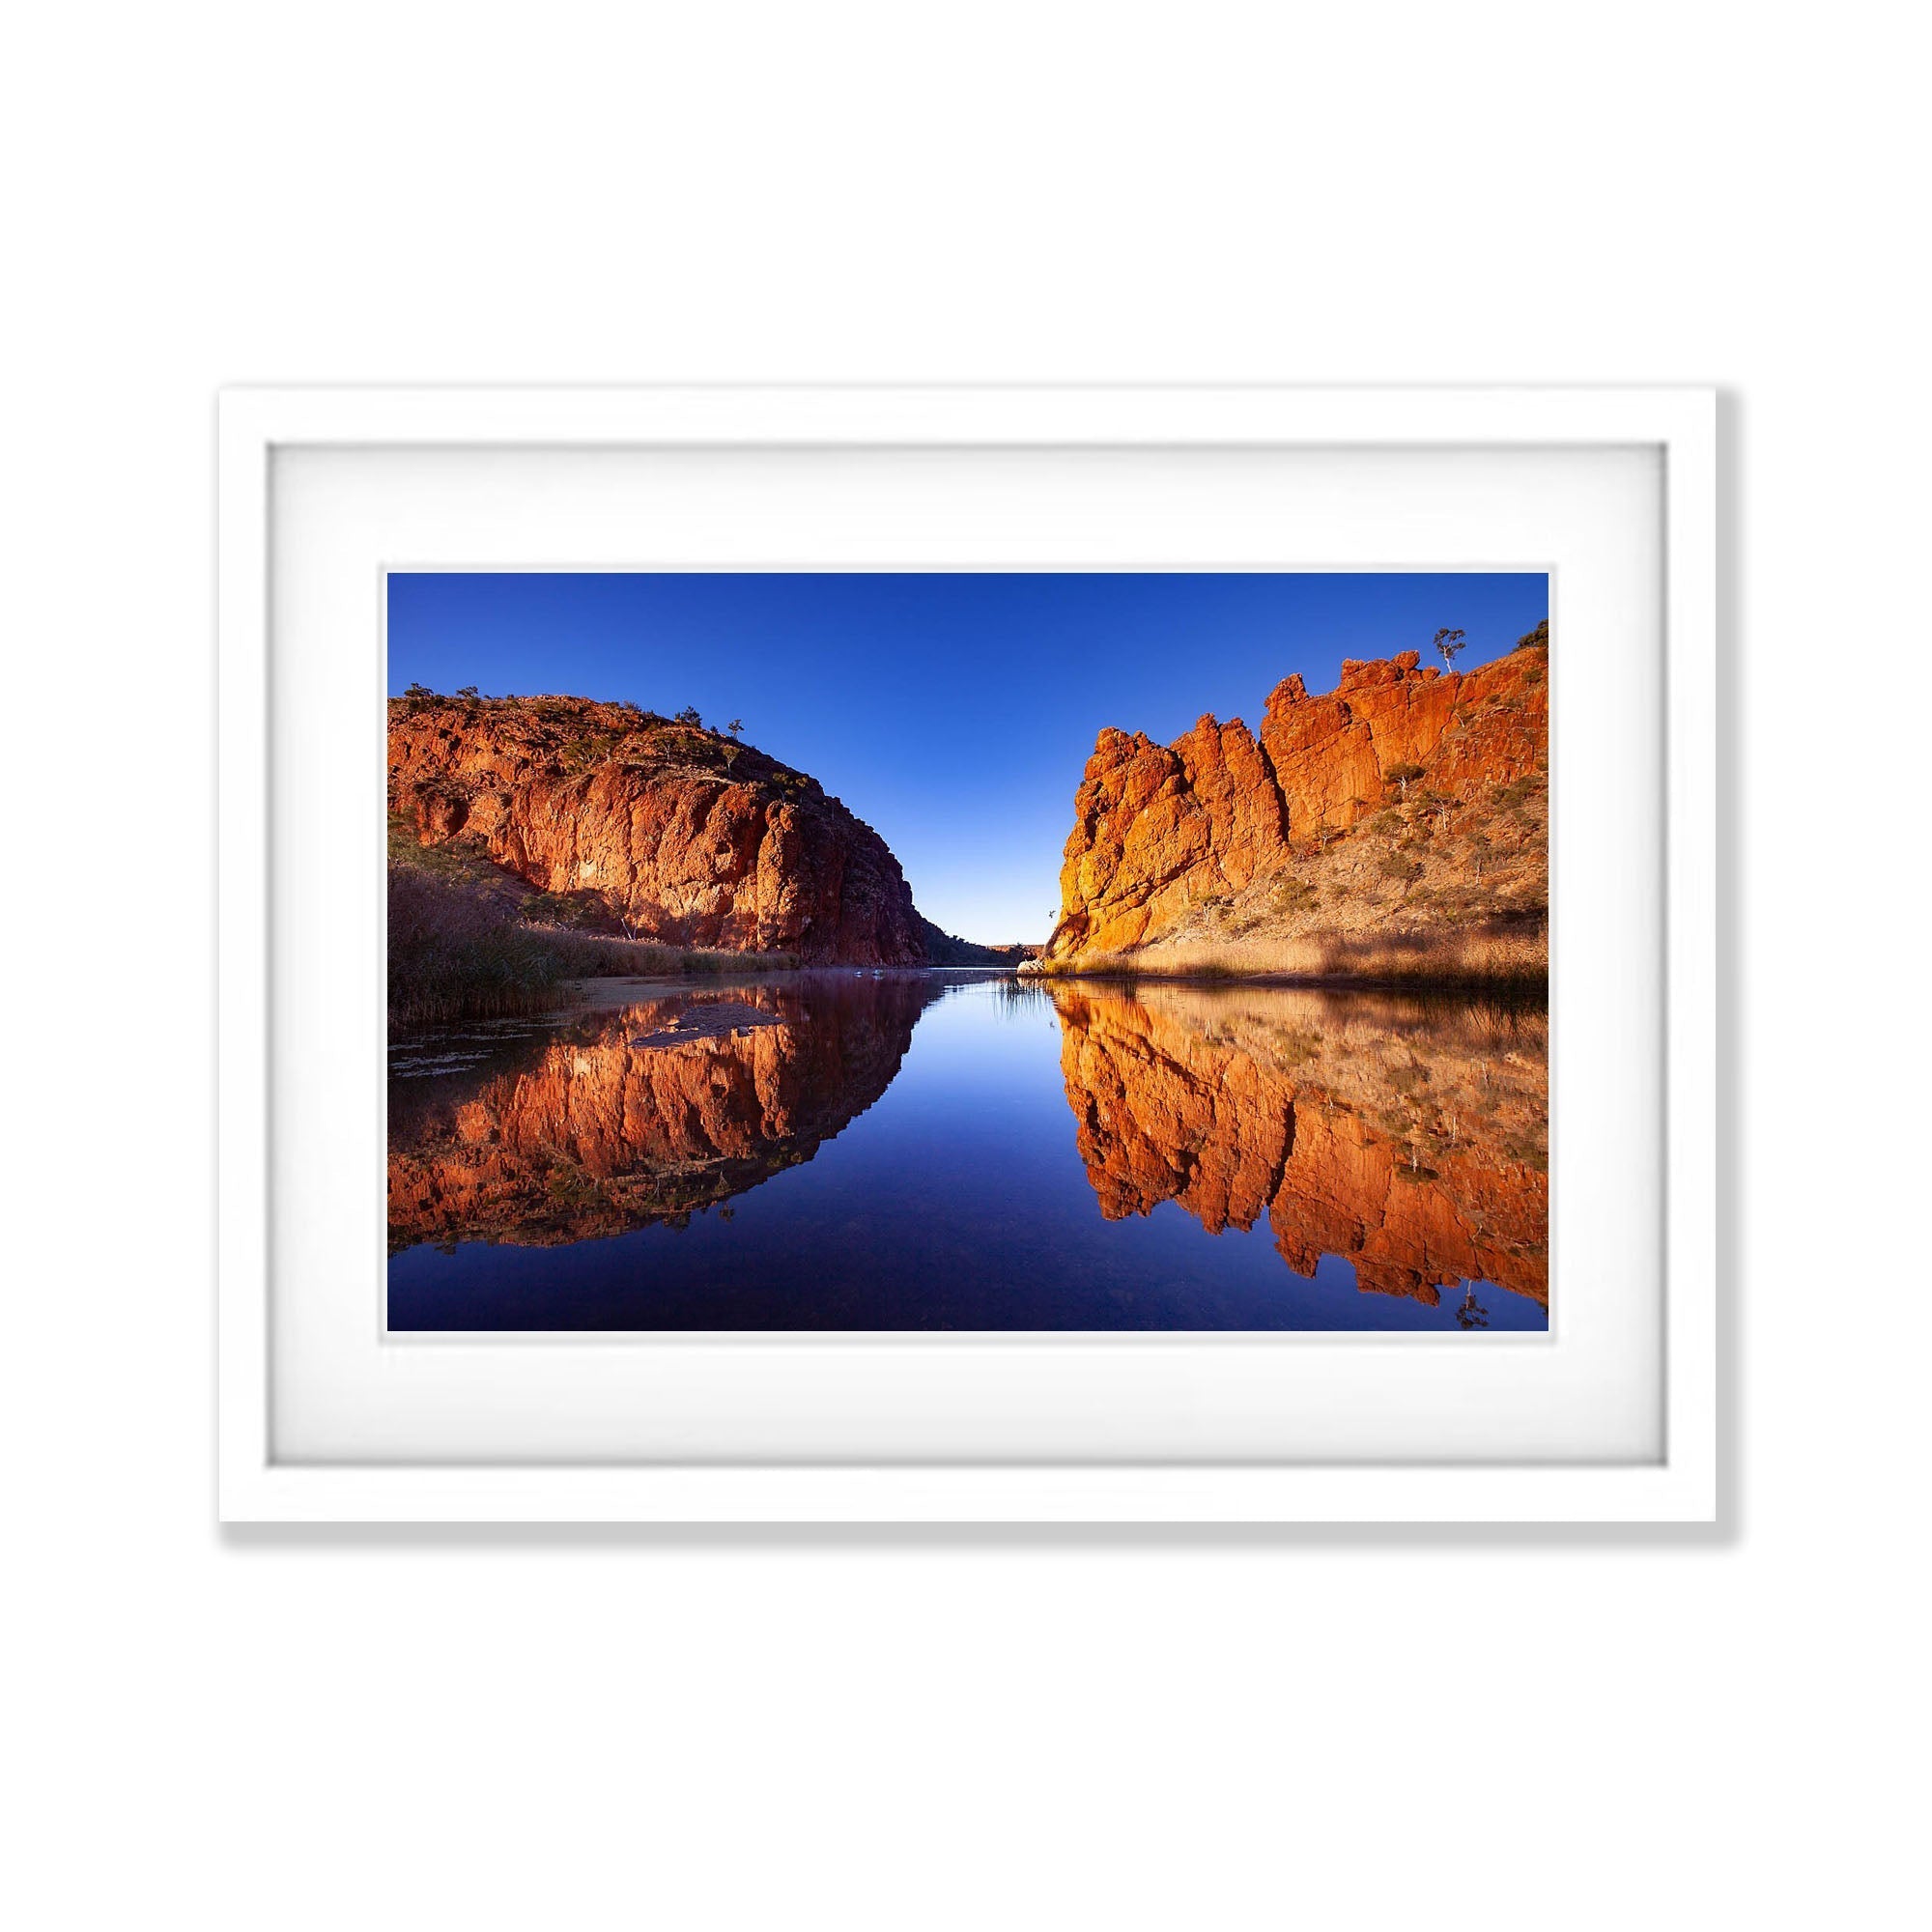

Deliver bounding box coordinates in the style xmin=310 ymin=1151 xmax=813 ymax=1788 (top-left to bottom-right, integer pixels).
xmin=1049 ymin=982 xmax=1548 ymax=1308
xmin=389 ymin=975 xmax=943 ymax=1252
xmin=388 ymin=972 xmax=1548 ymax=1330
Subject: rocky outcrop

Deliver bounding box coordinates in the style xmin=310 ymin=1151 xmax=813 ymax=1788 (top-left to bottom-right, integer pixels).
xmin=1043 ymin=643 xmax=1548 ymax=964
xmin=389 ymin=695 xmax=924 ymax=964
xmin=1052 ymin=981 xmax=1548 ymax=1308
xmin=388 ymin=978 xmax=944 ymax=1251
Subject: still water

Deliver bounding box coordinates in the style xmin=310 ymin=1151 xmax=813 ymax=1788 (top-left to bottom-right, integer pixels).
xmin=388 ymin=973 xmax=1548 ymax=1331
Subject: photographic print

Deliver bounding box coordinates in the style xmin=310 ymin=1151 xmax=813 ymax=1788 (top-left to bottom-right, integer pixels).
xmin=386 ymin=571 xmax=1549 ymax=1332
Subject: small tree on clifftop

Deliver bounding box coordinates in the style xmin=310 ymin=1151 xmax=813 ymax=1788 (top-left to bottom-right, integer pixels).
xmin=1432 ymin=627 xmax=1467 ymax=670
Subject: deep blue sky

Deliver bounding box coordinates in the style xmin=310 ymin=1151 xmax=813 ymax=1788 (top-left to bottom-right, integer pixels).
xmin=388 ymin=571 xmax=1548 ymax=941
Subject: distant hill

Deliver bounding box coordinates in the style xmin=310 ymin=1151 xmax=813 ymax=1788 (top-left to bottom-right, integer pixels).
xmin=914 ymin=916 xmax=1032 ymax=969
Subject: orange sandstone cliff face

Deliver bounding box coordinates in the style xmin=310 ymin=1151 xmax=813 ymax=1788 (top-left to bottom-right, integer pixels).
xmin=1052 ymin=982 xmax=1548 ymax=1308
xmin=389 ymin=696 xmax=924 ymax=964
xmin=1043 ymin=645 xmax=1548 ymax=965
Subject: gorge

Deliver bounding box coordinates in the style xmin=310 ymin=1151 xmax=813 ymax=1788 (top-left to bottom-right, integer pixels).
xmin=384 ymin=577 xmax=1550 ymax=1331
xmin=391 ymin=634 xmax=1548 ymax=998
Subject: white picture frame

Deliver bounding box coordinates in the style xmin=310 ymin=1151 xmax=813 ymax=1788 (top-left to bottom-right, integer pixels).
xmin=218 ymin=384 xmax=1716 ymax=1523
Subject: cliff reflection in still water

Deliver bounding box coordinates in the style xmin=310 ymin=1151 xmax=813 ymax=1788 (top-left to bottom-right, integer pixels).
xmin=388 ymin=975 xmax=942 ymax=1253
xmin=389 ymin=972 xmax=1548 ymax=1329
xmin=1048 ymin=982 xmax=1548 ymax=1310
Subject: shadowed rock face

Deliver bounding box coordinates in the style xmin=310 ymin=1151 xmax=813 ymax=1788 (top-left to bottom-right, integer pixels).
xmin=1046 ymin=646 xmax=1548 ymax=960
xmin=388 ymin=978 xmax=944 ymax=1251
xmin=389 ymin=696 xmax=924 ymax=964
xmin=1050 ymin=982 xmax=1548 ymax=1306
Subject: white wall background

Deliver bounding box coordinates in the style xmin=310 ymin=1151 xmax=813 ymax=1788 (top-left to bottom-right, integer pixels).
xmin=3 ymin=5 xmax=1922 ymax=1927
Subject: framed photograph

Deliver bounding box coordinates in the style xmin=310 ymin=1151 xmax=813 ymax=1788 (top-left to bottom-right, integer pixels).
xmin=218 ymin=385 xmax=1716 ymax=1522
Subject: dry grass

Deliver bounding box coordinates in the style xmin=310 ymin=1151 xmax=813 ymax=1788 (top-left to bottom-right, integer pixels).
xmin=1027 ymin=919 xmax=1547 ymax=990
xmin=537 ymin=930 xmax=802 ymax=980
xmin=388 ymin=860 xmax=800 ymax=1029
xmin=388 ymin=864 xmax=574 ymax=1027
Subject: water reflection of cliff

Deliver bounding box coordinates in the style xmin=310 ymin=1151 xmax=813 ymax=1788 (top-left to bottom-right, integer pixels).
xmin=388 ymin=977 xmax=943 ymax=1252
xmin=1049 ymin=983 xmax=1548 ymax=1308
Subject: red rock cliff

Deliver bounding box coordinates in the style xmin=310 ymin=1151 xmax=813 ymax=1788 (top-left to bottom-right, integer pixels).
xmin=389 ymin=695 xmax=923 ymax=964
xmin=1045 ymin=644 xmax=1548 ymax=962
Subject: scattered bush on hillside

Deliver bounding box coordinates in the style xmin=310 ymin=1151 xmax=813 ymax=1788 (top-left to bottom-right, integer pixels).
xmin=1385 ymin=1058 xmax=1432 ymax=1094
xmin=522 ymin=890 xmax=614 ymax=931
